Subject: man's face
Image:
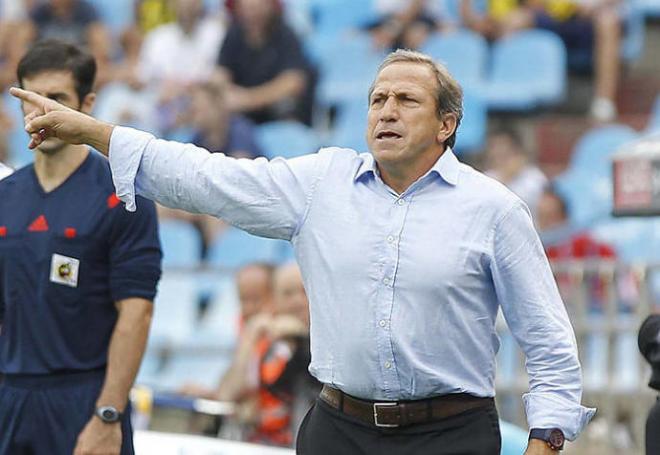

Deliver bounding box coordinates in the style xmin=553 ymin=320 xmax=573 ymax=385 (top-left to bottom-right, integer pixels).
xmin=273 ymin=265 xmax=309 ymax=328
xmin=236 ymin=0 xmax=274 ymax=29
xmin=536 ymin=192 xmax=566 ymax=231
xmin=367 ymin=62 xmax=447 ymax=172
xmin=21 ymin=70 xmax=90 ymax=155
xmin=237 ymin=266 xmax=273 ymax=321
xmin=485 ymin=134 xmax=517 ymax=170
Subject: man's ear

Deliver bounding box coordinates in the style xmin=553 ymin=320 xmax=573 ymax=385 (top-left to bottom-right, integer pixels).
xmin=435 ymin=113 xmax=457 ymax=145
xmin=80 ymin=92 xmax=96 ymax=114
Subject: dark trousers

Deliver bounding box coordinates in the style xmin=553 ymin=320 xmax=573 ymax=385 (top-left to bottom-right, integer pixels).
xmin=296 ymin=397 xmax=501 ymax=455
xmin=647 ymin=397 xmax=660 ymax=455
xmin=0 ymin=368 xmax=134 ymax=455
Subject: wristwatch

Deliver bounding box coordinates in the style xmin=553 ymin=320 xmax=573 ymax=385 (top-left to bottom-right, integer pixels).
xmin=95 ymin=405 xmax=122 ymax=424
xmin=529 ymin=428 xmax=565 ymax=451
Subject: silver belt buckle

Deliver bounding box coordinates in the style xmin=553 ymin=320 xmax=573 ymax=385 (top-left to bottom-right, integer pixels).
xmin=373 ymin=402 xmax=399 ymax=428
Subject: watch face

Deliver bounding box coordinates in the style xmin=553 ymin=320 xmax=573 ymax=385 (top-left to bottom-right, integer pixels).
xmin=549 ymin=429 xmax=565 ymax=448
xmin=97 ymin=406 xmax=120 ymax=422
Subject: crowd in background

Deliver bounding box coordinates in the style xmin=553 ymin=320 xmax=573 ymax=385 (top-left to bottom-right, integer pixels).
xmin=1 ymin=0 xmax=659 ymax=451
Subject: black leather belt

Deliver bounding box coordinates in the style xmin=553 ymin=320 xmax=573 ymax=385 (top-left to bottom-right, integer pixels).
xmin=319 ymin=385 xmax=493 ymax=428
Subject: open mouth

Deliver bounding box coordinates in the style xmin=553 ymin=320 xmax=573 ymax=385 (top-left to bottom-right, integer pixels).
xmin=376 ymin=131 xmax=402 ymax=140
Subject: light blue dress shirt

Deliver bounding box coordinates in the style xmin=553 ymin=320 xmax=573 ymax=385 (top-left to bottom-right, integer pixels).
xmin=109 ymin=126 xmax=595 ymax=440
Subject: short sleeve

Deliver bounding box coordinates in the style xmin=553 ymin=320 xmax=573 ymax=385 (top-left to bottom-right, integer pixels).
xmin=108 ymin=195 xmax=162 ymax=302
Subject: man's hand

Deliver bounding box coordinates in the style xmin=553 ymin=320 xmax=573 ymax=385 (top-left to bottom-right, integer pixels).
xmin=73 ymin=416 xmax=122 ymax=455
xmin=524 ymin=438 xmax=560 ymax=455
xmin=8 ymin=87 xmax=113 ymax=155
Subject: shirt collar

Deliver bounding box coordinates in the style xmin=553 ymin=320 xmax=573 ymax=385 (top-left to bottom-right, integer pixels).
xmin=354 ymin=147 xmax=460 ymax=186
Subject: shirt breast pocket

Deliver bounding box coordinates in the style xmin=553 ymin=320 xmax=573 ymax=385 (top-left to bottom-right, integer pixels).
xmin=48 ymin=236 xmax=90 ymax=305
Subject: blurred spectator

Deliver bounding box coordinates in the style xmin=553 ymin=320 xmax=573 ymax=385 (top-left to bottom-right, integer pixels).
xmin=366 ymin=0 xmax=450 ymax=51
xmin=117 ymin=0 xmax=178 ymax=81
xmin=536 ymin=187 xmax=617 ymax=311
xmin=0 ymin=1 xmax=37 ymax=89
xmin=218 ymin=0 xmax=316 ymax=125
xmin=460 ymin=0 xmax=623 ymax=121
xmin=179 ymin=262 xmax=316 ymax=447
xmin=484 ymin=128 xmax=547 ymax=214
xmin=188 ymin=78 xmax=263 ymax=158
xmin=28 ymin=0 xmax=114 ymax=85
xmin=245 ymin=263 xmax=316 ymax=447
xmin=638 ymin=313 xmax=660 ymax=455
xmin=137 ymin=0 xmax=225 ymax=90
xmin=177 ymin=263 xmax=275 ymax=400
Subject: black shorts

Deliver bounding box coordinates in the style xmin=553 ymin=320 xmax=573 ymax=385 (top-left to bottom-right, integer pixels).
xmin=0 ymin=368 xmax=134 ymax=455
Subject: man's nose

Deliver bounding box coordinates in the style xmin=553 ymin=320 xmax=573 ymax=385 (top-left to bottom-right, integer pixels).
xmin=380 ymin=97 xmax=399 ymax=121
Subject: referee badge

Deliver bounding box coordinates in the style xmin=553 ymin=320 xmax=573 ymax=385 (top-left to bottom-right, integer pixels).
xmin=50 ymin=253 xmax=80 ymax=287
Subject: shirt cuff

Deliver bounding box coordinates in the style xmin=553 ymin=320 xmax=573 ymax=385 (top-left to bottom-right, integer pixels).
xmin=108 ymin=126 xmax=154 ymax=212
xmin=523 ymin=391 xmax=597 ymax=441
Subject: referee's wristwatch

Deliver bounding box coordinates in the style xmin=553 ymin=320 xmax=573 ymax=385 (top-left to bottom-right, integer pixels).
xmin=529 ymin=428 xmax=565 ymax=451
xmin=95 ymin=405 xmax=122 ymax=424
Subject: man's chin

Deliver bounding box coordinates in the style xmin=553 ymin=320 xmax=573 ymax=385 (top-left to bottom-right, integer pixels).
xmin=36 ymin=138 xmax=67 ymax=155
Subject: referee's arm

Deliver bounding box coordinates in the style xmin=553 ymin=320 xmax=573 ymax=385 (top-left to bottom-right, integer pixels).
xmin=74 ymin=297 xmax=153 ymax=455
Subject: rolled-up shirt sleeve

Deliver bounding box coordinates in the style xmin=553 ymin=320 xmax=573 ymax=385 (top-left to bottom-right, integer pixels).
xmin=490 ymin=201 xmax=596 ymax=441
xmin=108 ymin=126 xmax=324 ymax=240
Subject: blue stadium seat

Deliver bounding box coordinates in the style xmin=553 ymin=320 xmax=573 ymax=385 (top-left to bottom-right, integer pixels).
xmin=485 ymin=30 xmax=566 ymax=111
xmin=159 ymin=219 xmax=203 ymax=267
xmin=637 ymin=0 xmax=660 ymax=17
xmin=590 ymin=218 xmax=656 ymax=263
xmin=149 ymin=220 xmax=203 ymax=348
xmin=2 ymin=91 xmax=33 ymax=168
xmin=454 ymin=89 xmax=487 ymax=155
xmin=207 ymin=227 xmax=284 ymax=269
xmin=156 ymin=348 xmax=233 ymax=390
xmin=311 ymin=0 xmax=376 ymax=35
xmin=554 ymin=125 xmax=638 ymax=227
xmin=90 ymin=0 xmax=134 ymax=38
xmin=331 ymin=99 xmax=369 ymax=153
xmin=420 ymin=30 xmax=488 ymax=91
xmin=255 ymin=121 xmax=321 ymax=159
xmin=150 ymin=271 xmax=200 ymax=346
xmin=567 ymin=125 xmax=638 ymax=178
xmin=314 ymin=32 xmax=384 ymax=108
xmin=646 ymin=95 xmax=660 ymax=134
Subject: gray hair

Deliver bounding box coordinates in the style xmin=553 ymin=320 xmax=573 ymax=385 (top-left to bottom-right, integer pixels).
xmin=369 ymin=49 xmax=463 ymax=149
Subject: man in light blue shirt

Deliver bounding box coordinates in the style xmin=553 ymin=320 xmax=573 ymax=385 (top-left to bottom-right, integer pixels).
xmin=13 ymin=49 xmax=594 ymax=454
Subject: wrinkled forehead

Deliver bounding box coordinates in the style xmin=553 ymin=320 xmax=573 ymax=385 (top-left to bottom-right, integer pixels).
xmin=369 ymin=62 xmax=437 ymax=99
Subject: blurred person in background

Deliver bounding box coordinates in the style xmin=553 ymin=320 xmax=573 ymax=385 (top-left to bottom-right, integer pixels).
xmin=218 ymin=0 xmax=316 ymax=125
xmin=460 ymin=0 xmax=623 ymax=121
xmin=188 ymin=76 xmax=262 ymax=159
xmin=366 ymin=0 xmax=452 ymax=51
xmin=536 ymin=186 xmax=618 ymax=312
xmin=638 ymin=313 xmax=660 ymax=455
xmin=179 ymin=263 xmax=315 ymax=447
xmin=178 ymin=262 xmax=275 ymax=400
xmin=27 ymin=0 xmax=114 ymax=85
xmin=94 ymin=0 xmax=225 ymax=135
xmin=117 ymin=0 xmax=177 ymax=80
xmin=484 ymin=127 xmax=547 ymax=215
xmin=13 ymin=48 xmax=595 ymax=455
xmin=0 ymin=40 xmax=162 ymax=455
xmin=246 ymin=262 xmax=316 ymax=447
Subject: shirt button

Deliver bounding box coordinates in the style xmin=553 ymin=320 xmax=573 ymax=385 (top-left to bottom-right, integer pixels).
xmin=384 ymin=361 xmax=392 ymax=369
xmin=382 ymin=277 xmax=390 ymax=285
xmin=387 ymin=235 xmax=395 ymax=243
xmin=379 ymin=319 xmax=387 ymax=328
xmin=397 ymin=199 xmax=405 ymax=206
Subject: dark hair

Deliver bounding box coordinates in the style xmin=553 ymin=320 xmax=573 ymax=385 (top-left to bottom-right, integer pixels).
xmin=17 ymin=39 xmax=96 ymax=103
xmin=490 ymin=127 xmax=524 ymax=150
